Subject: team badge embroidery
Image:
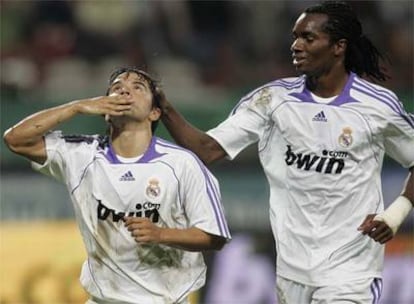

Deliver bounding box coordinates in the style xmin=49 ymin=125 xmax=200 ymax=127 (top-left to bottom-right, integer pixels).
xmin=255 ymin=87 xmax=272 ymax=107
xmin=338 ymin=127 xmax=353 ymax=147
xmin=146 ymin=178 xmax=161 ymax=198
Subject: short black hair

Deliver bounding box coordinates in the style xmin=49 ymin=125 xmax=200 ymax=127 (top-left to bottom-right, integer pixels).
xmin=107 ymin=67 xmax=161 ymax=133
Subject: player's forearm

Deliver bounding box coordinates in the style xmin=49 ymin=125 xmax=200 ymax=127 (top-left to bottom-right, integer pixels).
xmin=159 ymin=227 xmax=226 ymax=251
xmin=373 ymin=168 xmax=414 ymax=235
xmin=162 ymin=104 xmax=208 ymax=156
xmin=401 ymin=168 xmax=414 ymax=205
xmin=161 ymin=103 xmax=225 ymax=164
xmin=3 ymin=101 xmax=81 ymax=152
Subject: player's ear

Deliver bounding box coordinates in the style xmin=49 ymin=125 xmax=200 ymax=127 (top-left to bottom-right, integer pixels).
xmin=149 ymin=107 xmax=161 ymax=122
xmin=334 ymin=38 xmax=347 ymax=56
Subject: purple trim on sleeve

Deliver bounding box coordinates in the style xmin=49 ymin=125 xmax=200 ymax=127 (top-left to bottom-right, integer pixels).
xmin=404 ymin=113 xmax=414 ymax=129
xmin=202 ymin=168 xmax=231 ymax=237
xmin=155 ymin=138 xmax=231 ymax=238
xmin=354 ymin=77 xmax=404 ymax=113
xmin=156 ymin=159 xmax=183 ymax=207
xmin=352 ymin=78 xmax=414 ymax=128
xmin=231 ymin=77 xmax=304 ymax=115
xmin=352 ymin=86 xmax=401 ymax=113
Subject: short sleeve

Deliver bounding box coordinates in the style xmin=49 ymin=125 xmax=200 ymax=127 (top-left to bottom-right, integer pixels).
xmin=32 ymin=131 xmax=68 ymax=182
xmin=207 ymin=87 xmax=272 ymax=160
xmin=31 ymin=131 xmax=97 ymax=187
xmin=383 ymin=111 xmax=414 ymax=168
xmin=180 ymin=156 xmax=231 ymax=240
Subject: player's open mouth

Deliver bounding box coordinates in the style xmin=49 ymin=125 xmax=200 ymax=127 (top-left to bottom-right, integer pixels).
xmin=292 ymin=57 xmax=306 ymax=66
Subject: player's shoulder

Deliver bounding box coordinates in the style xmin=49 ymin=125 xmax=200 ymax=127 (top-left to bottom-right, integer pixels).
xmin=351 ymin=75 xmax=398 ymax=98
xmin=46 ymin=131 xmax=108 ymax=150
xmin=246 ymin=76 xmax=305 ymax=98
xmin=154 ymin=137 xmax=205 ymax=165
xmin=231 ymin=76 xmax=305 ymax=114
xmin=349 ymin=75 xmax=402 ymax=114
xmin=62 ymin=134 xmax=108 ymax=146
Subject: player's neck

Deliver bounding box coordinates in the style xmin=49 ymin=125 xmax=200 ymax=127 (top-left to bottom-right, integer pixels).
xmin=307 ymin=68 xmax=349 ymax=98
xmin=110 ymin=126 xmax=152 ymax=158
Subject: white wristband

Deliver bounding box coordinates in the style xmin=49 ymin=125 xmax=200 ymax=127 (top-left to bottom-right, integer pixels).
xmin=374 ymin=196 xmax=413 ymax=235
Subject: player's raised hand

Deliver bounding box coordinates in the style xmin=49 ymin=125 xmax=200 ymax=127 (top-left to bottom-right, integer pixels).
xmin=124 ymin=217 xmax=162 ymax=244
xmin=75 ymin=94 xmax=133 ymax=117
xmin=358 ymin=214 xmax=394 ymax=244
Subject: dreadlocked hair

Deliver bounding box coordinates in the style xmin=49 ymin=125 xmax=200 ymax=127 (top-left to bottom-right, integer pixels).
xmin=305 ymin=1 xmax=389 ymax=82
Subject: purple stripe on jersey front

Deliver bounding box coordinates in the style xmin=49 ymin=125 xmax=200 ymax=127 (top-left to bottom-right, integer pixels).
xmin=155 ymin=139 xmax=230 ymax=237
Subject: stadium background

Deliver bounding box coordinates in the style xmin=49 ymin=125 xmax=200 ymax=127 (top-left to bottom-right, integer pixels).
xmin=0 ymin=1 xmax=413 ymax=303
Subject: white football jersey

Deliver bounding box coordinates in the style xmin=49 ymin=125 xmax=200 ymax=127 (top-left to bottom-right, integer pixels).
xmin=33 ymin=133 xmax=231 ymax=303
xmin=208 ymin=73 xmax=414 ymax=286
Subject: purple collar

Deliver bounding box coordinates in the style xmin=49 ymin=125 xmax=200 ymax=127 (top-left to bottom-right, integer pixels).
xmin=289 ymin=72 xmax=359 ymax=106
xmin=104 ymin=136 xmax=165 ymax=164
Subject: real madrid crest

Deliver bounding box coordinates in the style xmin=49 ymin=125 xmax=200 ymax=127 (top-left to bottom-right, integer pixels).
xmin=146 ymin=178 xmax=161 ymax=199
xmin=338 ymin=127 xmax=353 ymax=148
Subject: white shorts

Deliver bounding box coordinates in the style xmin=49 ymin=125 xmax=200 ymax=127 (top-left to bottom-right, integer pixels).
xmin=276 ymin=276 xmax=383 ymax=304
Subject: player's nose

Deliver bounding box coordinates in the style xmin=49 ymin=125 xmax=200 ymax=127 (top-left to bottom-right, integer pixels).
xmin=120 ymin=87 xmax=130 ymax=96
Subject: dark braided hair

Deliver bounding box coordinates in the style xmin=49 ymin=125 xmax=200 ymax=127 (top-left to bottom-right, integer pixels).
xmin=106 ymin=67 xmax=162 ymax=133
xmin=305 ymin=1 xmax=389 ymax=82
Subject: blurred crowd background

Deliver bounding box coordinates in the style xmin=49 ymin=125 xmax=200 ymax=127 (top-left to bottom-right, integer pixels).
xmin=1 ymin=0 xmax=413 ymax=107
xmin=1 ymin=1 xmax=413 ymax=303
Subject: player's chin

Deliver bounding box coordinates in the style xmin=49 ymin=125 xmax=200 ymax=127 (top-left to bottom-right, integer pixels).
xmin=293 ymin=65 xmax=307 ymax=75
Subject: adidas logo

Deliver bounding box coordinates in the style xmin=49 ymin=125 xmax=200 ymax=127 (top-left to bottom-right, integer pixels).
xmin=312 ymin=111 xmax=327 ymax=122
xmin=120 ymin=171 xmax=135 ymax=181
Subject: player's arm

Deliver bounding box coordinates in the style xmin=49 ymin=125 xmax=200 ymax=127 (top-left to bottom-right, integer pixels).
xmin=358 ymin=167 xmax=414 ymax=244
xmin=3 ymin=95 xmax=132 ymax=164
xmin=158 ymin=89 xmax=226 ymax=164
xmin=124 ymin=217 xmax=226 ymax=251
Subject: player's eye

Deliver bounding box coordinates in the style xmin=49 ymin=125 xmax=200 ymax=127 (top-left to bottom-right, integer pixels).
xmin=304 ymin=34 xmax=315 ymax=42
